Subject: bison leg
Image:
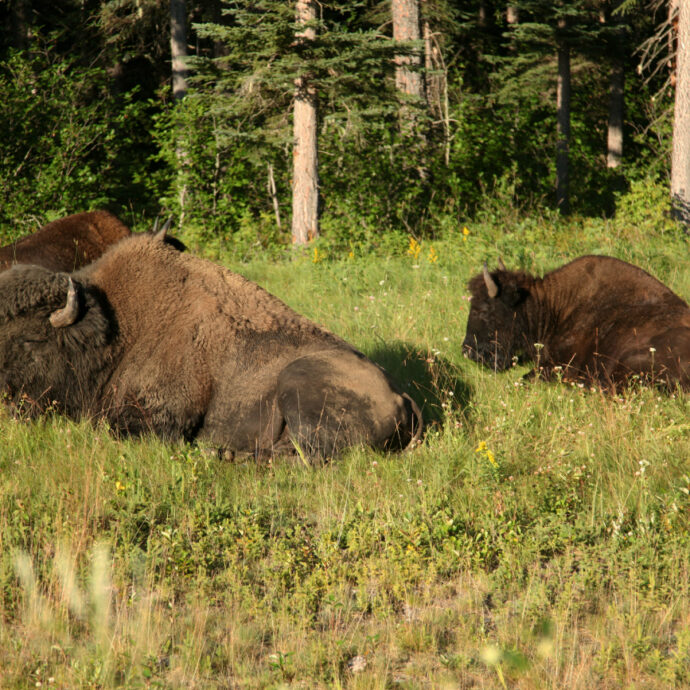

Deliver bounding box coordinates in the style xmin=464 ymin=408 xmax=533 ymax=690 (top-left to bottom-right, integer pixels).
xmin=275 ymin=350 xmax=416 ymax=458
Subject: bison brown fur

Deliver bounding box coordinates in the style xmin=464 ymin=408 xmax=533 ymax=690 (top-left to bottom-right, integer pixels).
xmin=0 ymin=233 xmax=421 ymax=458
xmin=463 ymin=255 xmax=690 ymax=388
xmin=0 ymin=211 xmax=132 ymax=272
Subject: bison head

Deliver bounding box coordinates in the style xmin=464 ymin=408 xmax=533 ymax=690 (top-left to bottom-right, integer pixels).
xmin=462 ymin=262 xmax=530 ymax=371
xmin=0 ymin=265 xmax=114 ymax=415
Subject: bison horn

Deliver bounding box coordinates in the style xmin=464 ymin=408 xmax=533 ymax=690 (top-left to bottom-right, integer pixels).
xmin=154 ymin=215 xmax=173 ymax=241
xmin=49 ymin=278 xmax=80 ymax=328
xmin=497 ymin=256 xmax=507 ymax=271
xmin=483 ymin=263 xmax=499 ymax=298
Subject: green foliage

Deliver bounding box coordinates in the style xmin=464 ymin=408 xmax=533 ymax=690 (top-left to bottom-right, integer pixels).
xmin=0 ymin=45 xmax=169 ymax=230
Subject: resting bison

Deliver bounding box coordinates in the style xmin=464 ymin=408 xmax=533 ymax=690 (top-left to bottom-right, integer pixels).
xmin=0 ymin=211 xmax=132 ymax=272
xmin=463 ymin=256 xmax=690 ymax=388
xmin=0 ymin=232 xmax=422 ymax=458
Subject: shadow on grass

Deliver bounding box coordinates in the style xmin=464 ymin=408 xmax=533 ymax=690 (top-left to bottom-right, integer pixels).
xmin=367 ymin=341 xmax=472 ymax=427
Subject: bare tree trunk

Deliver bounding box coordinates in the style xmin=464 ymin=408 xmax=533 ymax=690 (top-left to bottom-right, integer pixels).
xmin=291 ymin=0 xmax=319 ymax=245
xmin=607 ymin=59 xmax=624 ymax=169
xmin=391 ymin=0 xmax=424 ymax=99
xmin=170 ymin=0 xmax=188 ymax=100
xmin=422 ymin=10 xmax=449 ymax=164
xmin=671 ymin=0 xmax=690 ymax=223
xmin=267 ymin=163 xmax=282 ymax=231
xmin=507 ymin=5 xmax=519 ymax=25
xmin=556 ymin=36 xmax=571 ymax=214
xmin=10 ymin=0 xmax=30 ymax=51
xmin=171 ymin=0 xmax=189 ymax=226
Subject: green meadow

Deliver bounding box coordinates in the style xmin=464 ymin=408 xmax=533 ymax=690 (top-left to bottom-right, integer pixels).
xmin=3 ymin=200 xmax=690 ymax=688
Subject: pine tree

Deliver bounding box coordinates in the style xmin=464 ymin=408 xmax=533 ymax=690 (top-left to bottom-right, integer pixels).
xmin=192 ymin=0 xmax=406 ymax=243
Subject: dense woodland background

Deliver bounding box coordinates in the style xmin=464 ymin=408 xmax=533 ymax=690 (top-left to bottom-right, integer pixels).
xmin=0 ymin=0 xmax=685 ymax=251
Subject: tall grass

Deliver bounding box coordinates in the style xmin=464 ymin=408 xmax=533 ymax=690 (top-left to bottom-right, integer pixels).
xmin=2 ymin=209 xmax=690 ymax=687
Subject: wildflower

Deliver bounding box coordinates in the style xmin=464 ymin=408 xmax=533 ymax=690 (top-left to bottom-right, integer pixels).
xmin=476 ymin=440 xmax=499 ymax=469
xmin=462 ymin=226 xmax=470 ymax=242
xmin=428 ymin=245 xmax=438 ymax=263
xmin=407 ymin=236 xmax=421 ymax=260
xmin=115 ymin=480 xmax=127 ymax=492
xmin=312 ymin=247 xmax=320 ymax=263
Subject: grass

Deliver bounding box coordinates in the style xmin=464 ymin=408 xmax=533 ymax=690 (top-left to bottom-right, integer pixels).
xmin=3 ymin=208 xmax=690 ymax=687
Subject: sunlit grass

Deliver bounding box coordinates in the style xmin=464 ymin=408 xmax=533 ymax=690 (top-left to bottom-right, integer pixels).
xmin=3 ymin=216 xmax=690 ymax=686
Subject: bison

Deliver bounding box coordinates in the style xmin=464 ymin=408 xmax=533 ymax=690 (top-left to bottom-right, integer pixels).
xmin=0 ymin=231 xmax=422 ymax=458
xmin=0 ymin=211 xmax=132 ymax=272
xmin=463 ymin=255 xmax=690 ymax=389
xmin=0 ymin=210 xmax=185 ymax=273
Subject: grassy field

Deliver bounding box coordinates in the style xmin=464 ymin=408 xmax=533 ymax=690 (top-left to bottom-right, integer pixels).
xmin=3 ymin=207 xmax=690 ymax=687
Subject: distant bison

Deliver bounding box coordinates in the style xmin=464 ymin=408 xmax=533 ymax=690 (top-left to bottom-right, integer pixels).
xmin=0 ymin=211 xmax=185 ymax=273
xmin=0 ymin=211 xmax=132 ymax=272
xmin=0 ymin=232 xmax=421 ymax=458
xmin=463 ymin=256 xmax=690 ymax=388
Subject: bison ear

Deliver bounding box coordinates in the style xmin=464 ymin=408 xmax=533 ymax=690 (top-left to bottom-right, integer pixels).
xmin=483 ymin=263 xmax=499 ymax=298
xmin=50 ymin=277 xmax=80 ymax=328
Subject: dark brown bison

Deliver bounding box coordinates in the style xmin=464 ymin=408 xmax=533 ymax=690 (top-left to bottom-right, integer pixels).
xmin=0 ymin=211 xmax=132 ymax=272
xmin=463 ymin=255 xmax=690 ymax=388
xmin=0 ymin=211 xmax=185 ymax=273
xmin=0 ymin=232 xmax=421 ymax=458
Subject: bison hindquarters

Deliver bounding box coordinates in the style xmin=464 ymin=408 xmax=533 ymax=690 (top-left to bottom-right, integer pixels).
xmin=276 ymin=350 xmax=417 ymax=458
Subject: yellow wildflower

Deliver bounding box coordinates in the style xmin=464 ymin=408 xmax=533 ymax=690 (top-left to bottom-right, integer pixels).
xmin=428 ymin=245 xmax=438 ymax=263
xmin=462 ymin=226 xmax=470 ymax=242
xmin=407 ymin=236 xmax=421 ymax=260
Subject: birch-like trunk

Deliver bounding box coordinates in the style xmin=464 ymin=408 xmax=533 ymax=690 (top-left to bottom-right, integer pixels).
xmin=607 ymin=59 xmax=624 ymax=169
xmin=671 ymin=0 xmax=690 ymax=223
xmin=170 ymin=0 xmax=189 ymax=224
xmin=291 ymin=0 xmax=319 ymax=245
xmin=391 ymin=0 xmax=424 ymax=99
xmin=556 ymin=39 xmax=571 ymax=214
xmin=170 ymin=0 xmax=188 ymax=100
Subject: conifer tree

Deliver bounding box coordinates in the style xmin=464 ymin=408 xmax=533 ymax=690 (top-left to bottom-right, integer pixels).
xmin=192 ymin=0 xmax=405 ymax=243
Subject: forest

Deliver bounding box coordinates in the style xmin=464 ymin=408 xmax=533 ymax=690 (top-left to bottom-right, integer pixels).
xmin=0 ymin=0 xmax=684 ymax=247
xmin=5 ymin=2 xmax=690 ymax=688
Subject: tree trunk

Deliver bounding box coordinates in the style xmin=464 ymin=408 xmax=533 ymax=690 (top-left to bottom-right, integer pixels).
xmin=556 ymin=39 xmax=571 ymax=214
xmin=607 ymin=59 xmax=624 ymax=169
xmin=291 ymin=0 xmax=319 ymax=245
xmin=170 ymin=0 xmax=189 ymax=100
xmin=671 ymin=0 xmax=690 ymax=223
xmin=506 ymin=5 xmax=519 ymax=25
xmin=267 ymin=163 xmax=282 ymax=231
xmin=10 ymin=0 xmax=30 ymax=51
xmin=391 ymin=0 xmax=424 ymax=99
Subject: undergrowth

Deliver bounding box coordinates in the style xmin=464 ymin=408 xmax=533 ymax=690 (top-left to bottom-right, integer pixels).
xmin=2 ymin=206 xmax=690 ymax=688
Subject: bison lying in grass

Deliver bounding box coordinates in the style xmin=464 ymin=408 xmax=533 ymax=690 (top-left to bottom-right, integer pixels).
xmin=0 ymin=232 xmax=421 ymax=459
xmin=0 ymin=210 xmax=132 ymax=272
xmin=463 ymin=255 xmax=690 ymax=389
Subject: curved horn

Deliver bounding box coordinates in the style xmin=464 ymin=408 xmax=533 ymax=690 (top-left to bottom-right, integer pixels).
xmin=151 ymin=216 xmax=160 ymax=234
xmin=154 ymin=215 xmax=173 ymax=241
xmin=483 ymin=263 xmax=499 ymax=299
xmin=50 ymin=278 xmax=80 ymax=328
xmin=497 ymin=256 xmax=506 ymax=271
